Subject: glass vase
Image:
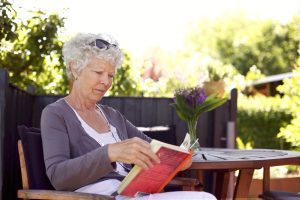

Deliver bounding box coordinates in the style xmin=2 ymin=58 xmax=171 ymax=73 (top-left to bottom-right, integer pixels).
xmin=187 ymin=119 xmax=200 ymax=153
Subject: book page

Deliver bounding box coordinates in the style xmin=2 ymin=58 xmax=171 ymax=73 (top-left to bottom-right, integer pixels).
xmin=150 ymin=139 xmax=189 ymax=153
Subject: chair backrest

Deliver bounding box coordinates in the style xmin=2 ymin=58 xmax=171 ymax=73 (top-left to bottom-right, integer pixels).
xmin=17 ymin=125 xmax=54 ymax=190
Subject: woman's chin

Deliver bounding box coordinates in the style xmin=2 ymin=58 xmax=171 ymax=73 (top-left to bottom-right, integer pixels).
xmin=92 ymin=90 xmax=105 ymax=99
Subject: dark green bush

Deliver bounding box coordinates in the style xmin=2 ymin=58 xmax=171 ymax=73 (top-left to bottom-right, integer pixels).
xmin=237 ymin=95 xmax=292 ymax=149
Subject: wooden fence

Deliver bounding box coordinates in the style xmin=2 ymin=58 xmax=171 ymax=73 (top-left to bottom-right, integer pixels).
xmin=0 ymin=68 xmax=237 ymax=200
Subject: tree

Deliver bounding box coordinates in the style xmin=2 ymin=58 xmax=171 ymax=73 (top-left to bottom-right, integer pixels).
xmin=277 ymin=59 xmax=300 ymax=150
xmin=1 ymin=1 xmax=140 ymax=95
xmin=186 ymin=13 xmax=300 ymax=75
xmin=109 ymin=51 xmax=143 ymax=96
xmin=0 ymin=1 xmax=68 ymax=94
xmin=0 ymin=0 xmax=18 ymax=41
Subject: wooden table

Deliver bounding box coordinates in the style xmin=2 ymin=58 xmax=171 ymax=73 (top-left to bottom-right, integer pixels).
xmin=191 ymin=148 xmax=300 ymax=200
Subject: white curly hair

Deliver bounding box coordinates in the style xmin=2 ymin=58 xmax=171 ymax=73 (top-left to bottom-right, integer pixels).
xmin=62 ymin=33 xmax=123 ymax=80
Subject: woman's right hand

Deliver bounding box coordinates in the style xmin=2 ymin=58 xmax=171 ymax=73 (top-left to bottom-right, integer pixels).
xmin=108 ymin=137 xmax=160 ymax=169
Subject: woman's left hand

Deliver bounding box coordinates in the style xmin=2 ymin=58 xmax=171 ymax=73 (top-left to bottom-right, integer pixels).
xmin=180 ymin=156 xmax=192 ymax=171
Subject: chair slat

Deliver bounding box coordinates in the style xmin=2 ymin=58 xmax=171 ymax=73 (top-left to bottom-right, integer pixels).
xmin=18 ymin=140 xmax=29 ymax=190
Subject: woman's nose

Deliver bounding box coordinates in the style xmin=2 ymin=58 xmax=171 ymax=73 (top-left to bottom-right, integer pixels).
xmin=100 ymin=74 xmax=109 ymax=86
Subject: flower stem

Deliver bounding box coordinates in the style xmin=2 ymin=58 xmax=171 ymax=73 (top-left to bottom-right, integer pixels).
xmin=187 ymin=119 xmax=198 ymax=144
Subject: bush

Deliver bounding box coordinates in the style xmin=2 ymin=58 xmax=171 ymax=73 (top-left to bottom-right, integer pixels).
xmin=277 ymin=66 xmax=300 ymax=150
xmin=237 ymin=94 xmax=292 ymax=149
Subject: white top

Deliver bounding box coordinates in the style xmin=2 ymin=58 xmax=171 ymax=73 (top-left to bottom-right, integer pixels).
xmin=67 ymin=103 xmax=128 ymax=195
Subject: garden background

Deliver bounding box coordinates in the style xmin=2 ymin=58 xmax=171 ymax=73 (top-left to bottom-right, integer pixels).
xmin=1 ymin=0 xmax=300 ymax=182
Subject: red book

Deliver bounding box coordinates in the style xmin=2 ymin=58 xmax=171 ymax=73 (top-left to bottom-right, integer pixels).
xmin=117 ymin=139 xmax=192 ymax=197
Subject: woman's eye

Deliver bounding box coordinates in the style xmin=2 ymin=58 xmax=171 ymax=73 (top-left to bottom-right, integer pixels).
xmin=94 ymin=71 xmax=102 ymax=75
xmin=109 ymin=74 xmax=115 ymax=78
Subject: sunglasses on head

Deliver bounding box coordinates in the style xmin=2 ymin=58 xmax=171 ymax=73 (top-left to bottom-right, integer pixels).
xmin=89 ymin=39 xmax=118 ymax=50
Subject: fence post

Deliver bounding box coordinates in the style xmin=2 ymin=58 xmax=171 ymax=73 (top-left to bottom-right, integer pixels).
xmin=229 ymin=88 xmax=238 ymax=148
xmin=226 ymin=88 xmax=238 ymax=199
xmin=0 ymin=68 xmax=9 ymax=200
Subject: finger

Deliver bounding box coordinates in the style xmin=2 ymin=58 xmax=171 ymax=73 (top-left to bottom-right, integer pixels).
xmin=137 ymin=145 xmax=160 ymax=164
xmin=109 ymin=138 xmax=160 ymax=166
xmin=109 ymin=142 xmax=153 ymax=167
xmin=126 ymin=143 xmax=156 ymax=167
xmin=132 ymin=152 xmax=154 ymax=169
xmin=127 ymin=145 xmax=159 ymax=168
xmin=127 ymin=138 xmax=160 ymax=164
xmin=134 ymin=159 xmax=149 ymax=169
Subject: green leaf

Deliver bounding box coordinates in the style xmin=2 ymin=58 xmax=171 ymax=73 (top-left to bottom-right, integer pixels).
xmin=170 ymin=103 xmax=189 ymax=121
xmin=195 ymin=97 xmax=227 ymax=116
xmin=174 ymin=95 xmax=194 ymax=119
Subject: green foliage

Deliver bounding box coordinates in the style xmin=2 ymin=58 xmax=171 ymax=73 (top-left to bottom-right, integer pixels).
xmin=277 ymin=65 xmax=300 ymax=150
xmin=202 ymin=58 xmax=238 ymax=82
xmin=109 ymin=50 xmax=143 ymax=96
xmin=186 ymin=13 xmax=300 ymax=75
xmin=0 ymin=0 xmax=18 ymax=41
xmin=0 ymin=1 xmax=68 ymax=94
xmin=237 ymin=94 xmax=292 ymax=149
xmin=207 ymin=63 xmax=227 ymax=81
xmin=245 ymin=65 xmax=266 ymax=82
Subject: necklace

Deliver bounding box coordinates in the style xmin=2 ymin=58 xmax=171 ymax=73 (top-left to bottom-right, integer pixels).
xmin=95 ymin=105 xmax=131 ymax=172
xmin=96 ymin=105 xmax=131 ymax=173
xmin=95 ymin=105 xmax=112 ymax=133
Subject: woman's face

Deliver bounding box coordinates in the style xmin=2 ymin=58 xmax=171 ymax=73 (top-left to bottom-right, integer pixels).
xmin=75 ymin=57 xmax=116 ymax=102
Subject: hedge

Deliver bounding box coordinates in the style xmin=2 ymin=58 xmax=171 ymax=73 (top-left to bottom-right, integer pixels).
xmin=237 ymin=94 xmax=292 ymax=149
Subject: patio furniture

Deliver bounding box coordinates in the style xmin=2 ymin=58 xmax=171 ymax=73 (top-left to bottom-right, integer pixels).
xmin=260 ymin=190 xmax=300 ymax=200
xmin=17 ymin=125 xmax=114 ymax=200
xmin=190 ymin=148 xmax=300 ymax=200
xmin=17 ymin=125 xmax=200 ymax=199
xmin=259 ymin=166 xmax=300 ymax=200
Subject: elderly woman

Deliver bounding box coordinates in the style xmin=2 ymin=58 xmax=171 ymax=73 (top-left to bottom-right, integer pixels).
xmin=41 ymin=33 xmax=216 ymax=200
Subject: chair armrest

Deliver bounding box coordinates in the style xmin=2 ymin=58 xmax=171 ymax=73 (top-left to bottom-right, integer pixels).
xmin=17 ymin=189 xmax=115 ymax=200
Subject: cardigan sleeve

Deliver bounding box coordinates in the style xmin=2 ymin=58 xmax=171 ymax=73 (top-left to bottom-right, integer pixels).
xmin=41 ymin=104 xmax=116 ymax=191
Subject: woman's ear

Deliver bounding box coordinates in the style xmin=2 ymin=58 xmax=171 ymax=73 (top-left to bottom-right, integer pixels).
xmin=69 ymin=61 xmax=78 ymax=80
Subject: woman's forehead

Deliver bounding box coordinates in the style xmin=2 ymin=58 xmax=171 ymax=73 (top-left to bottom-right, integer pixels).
xmin=86 ymin=57 xmax=116 ymax=70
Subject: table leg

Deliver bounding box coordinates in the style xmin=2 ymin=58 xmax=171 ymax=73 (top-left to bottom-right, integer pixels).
xmin=215 ymin=170 xmax=230 ymax=200
xmin=263 ymin=167 xmax=270 ymax=192
xmin=196 ymin=170 xmax=204 ymax=184
xmin=234 ymin=169 xmax=254 ymax=199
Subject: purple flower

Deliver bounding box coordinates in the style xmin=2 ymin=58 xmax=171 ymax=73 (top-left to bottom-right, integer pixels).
xmin=175 ymin=86 xmax=207 ymax=108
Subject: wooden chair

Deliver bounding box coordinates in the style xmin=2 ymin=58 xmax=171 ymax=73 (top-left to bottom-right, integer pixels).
xmin=17 ymin=125 xmax=114 ymax=200
xmin=17 ymin=125 xmax=200 ymax=200
xmin=259 ymin=166 xmax=300 ymax=200
xmin=260 ymin=190 xmax=300 ymax=200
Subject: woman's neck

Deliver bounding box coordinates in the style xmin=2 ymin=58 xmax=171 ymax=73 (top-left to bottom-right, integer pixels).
xmin=65 ymin=89 xmax=96 ymax=111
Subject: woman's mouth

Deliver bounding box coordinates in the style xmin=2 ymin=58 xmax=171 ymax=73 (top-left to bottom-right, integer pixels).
xmin=94 ymin=89 xmax=105 ymax=93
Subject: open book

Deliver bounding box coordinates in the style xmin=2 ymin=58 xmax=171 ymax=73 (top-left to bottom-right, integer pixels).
xmin=117 ymin=139 xmax=192 ymax=197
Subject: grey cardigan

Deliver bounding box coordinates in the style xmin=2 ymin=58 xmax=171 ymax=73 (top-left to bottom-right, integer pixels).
xmin=41 ymin=98 xmax=151 ymax=191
